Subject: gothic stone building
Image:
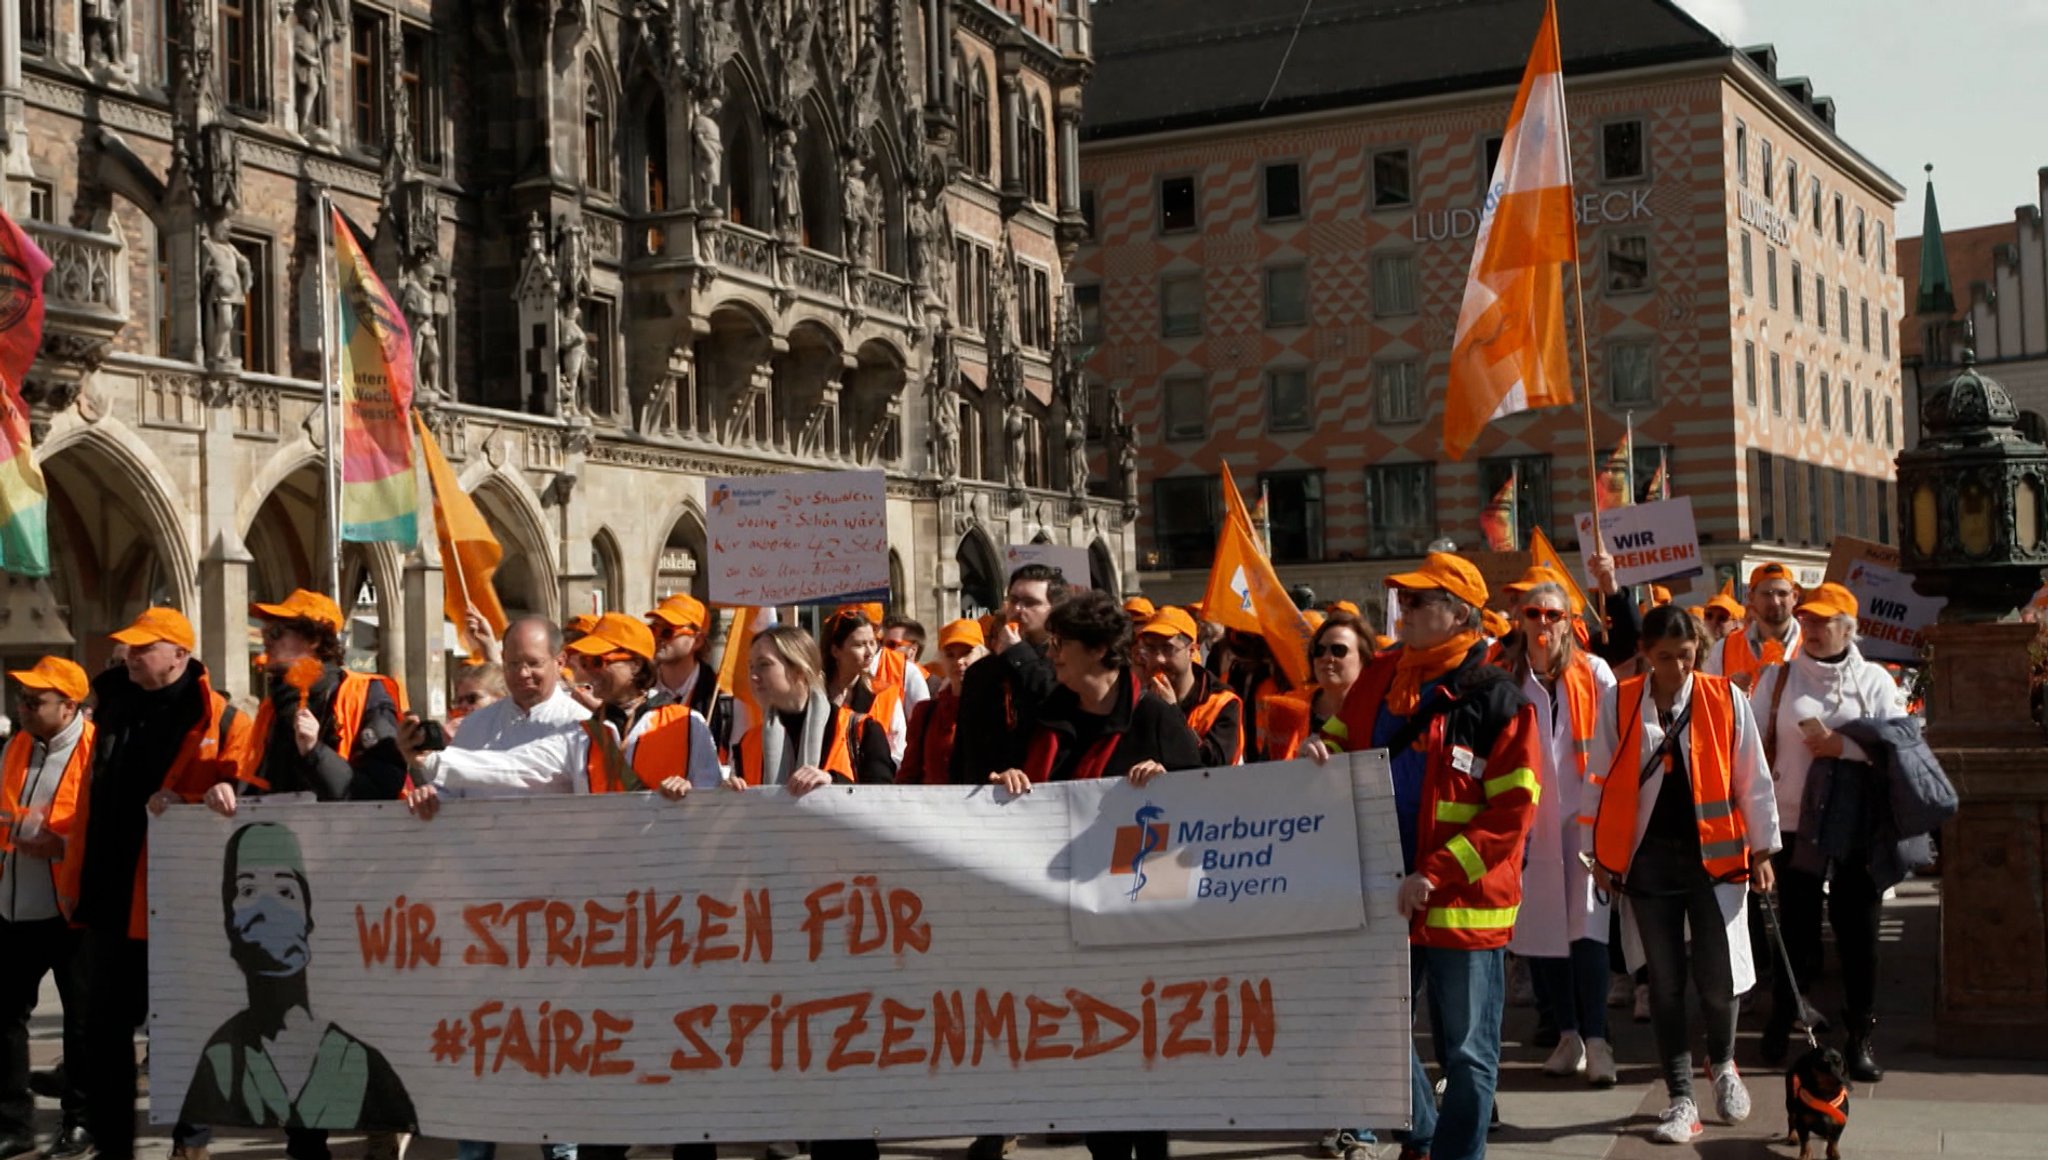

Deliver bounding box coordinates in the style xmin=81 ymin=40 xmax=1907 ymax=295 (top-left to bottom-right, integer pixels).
xmin=0 ymin=0 xmax=1133 ymax=712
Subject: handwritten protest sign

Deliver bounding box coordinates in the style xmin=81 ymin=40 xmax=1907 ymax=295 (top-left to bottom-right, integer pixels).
xmin=1574 ymin=497 xmax=1703 ymax=587
xmin=1826 ymin=537 xmax=1942 ymax=663
xmin=148 ymin=755 xmax=1411 ymax=1143
xmin=707 ymin=469 xmax=888 ymax=605
xmin=1005 ymin=542 xmax=1093 ymax=588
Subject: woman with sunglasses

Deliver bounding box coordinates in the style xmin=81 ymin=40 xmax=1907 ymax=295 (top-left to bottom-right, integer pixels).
xmin=448 ymin=664 xmax=506 ymax=736
xmin=822 ymin=609 xmax=910 ymax=763
xmin=1265 ymin=611 xmax=1372 ymax=761
xmin=1585 ymin=606 xmax=1778 ymax=1146
xmin=1494 ymin=576 xmax=1620 ymax=1088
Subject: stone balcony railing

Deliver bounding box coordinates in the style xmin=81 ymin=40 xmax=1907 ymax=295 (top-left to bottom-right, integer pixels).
xmin=27 ymin=220 xmax=127 ymax=372
xmin=684 ymin=220 xmax=919 ymax=326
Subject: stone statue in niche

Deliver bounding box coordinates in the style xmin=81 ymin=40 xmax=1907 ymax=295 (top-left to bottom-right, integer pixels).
xmin=555 ymin=214 xmax=592 ymax=306
xmin=1066 ymin=417 xmax=1088 ymax=500
xmin=1113 ymin=420 xmax=1139 ymax=516
xmin=200 ymin=221 xmax=252 ymax=370
xmin=928 ymin=327 xmax=959 ymax=488
xmin=1003 ymin=389 xmax=1027 ymax=495
xmin=292 ymin=0 xmax=340 ymax=145
xmin=908 ymin=190 xmax=952 ymax=306
xmin=197 ymin=123 xmax=241 ymax=221
xmin=692 ymin=96 xmax=723 ymax=214
xmin=771 ymin=130 xmax=802 ymax=243
xmin=83 ymin=0 xmax=132 ymax=78
xmin=557 ymin=304 xmax=589 ymax=416
xmin=398 ymin=257 xmax=447 ymax=401
xmin=842 ymin=158 xmax=876 ymax=268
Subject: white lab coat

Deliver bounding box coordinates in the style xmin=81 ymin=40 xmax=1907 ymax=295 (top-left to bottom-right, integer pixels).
xmin=1508 ymin=654 xmax=1618 ymax=957
xmin=1584 ymin=673 xmax=1782 ymax=994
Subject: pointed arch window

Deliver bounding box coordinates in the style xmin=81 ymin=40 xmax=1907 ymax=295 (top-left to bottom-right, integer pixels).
xmin=1024 ymin=96 xmax=1049 ymax=204
xmin=968 ymin=60 xmax=992 ymax=180
xmin=584 ymin=74 xmax=613 ymax=195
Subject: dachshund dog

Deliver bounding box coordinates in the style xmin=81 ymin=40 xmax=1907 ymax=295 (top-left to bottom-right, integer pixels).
xmin=1785 ymin=1043 xmax=1852 ymax=1160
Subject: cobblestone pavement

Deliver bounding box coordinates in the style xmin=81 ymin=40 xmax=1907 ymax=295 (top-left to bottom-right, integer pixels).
xmin=20 ymin=881 xmax=2048 ymax=1159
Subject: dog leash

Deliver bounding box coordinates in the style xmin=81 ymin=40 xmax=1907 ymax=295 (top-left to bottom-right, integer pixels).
xmin=1760 ymin=891 xmax=1820 ymax=1051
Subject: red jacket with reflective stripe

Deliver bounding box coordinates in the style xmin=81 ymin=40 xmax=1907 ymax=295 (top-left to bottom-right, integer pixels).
xmin=1339 ymin=646 xmax=1544 ymax=951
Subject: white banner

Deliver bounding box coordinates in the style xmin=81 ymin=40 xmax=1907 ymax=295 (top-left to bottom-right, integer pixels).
xmin=707 ymin=469 xmax=889 ymax=606
xmin=147 ymin=758 xmax=1411 ymax=1143
xmin=1839 ymin=558 xmax=1943 ymax=663
xmin=1004 ymin=543 xmax=1093 ymax=589
xmin=1574 ymin=496 xmax=1703 ymax=587
xmin=1065 ymin=760 xmax=1368 ymax=946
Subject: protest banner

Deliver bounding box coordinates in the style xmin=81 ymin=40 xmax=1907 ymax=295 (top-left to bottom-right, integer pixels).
xmin=1573 ymin=496 xmax=1703 ymax=587
xmin=1821 ymin=537 xmax=1942 ymax=663
xmin=1823 ymin=534 xmax=1902 ymax=584
xmin=148 ymin=754 xmax=1411 ymax=1143
xmin=706 ymin=469 xmax=888 ymax=606
xmin=1004 ymin=542 xmax=1093 ymax=589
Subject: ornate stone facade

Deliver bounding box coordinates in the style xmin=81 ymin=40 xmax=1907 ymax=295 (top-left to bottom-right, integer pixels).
xmin=0 ymin=0 xmax=1129 ymax=707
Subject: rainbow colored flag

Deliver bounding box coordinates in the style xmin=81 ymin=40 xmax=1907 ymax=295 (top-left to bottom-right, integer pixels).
xmin=0 ymin=211 xmax=53 ymax=577
xmin=1479 ymin=473 xmax=1519 ymax=551
xmin=331 ymin=206 xmax=417 ymax=545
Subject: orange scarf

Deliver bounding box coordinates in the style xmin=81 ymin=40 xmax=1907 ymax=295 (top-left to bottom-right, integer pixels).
xmin=1387 ymin=631 xmax=1482 ymax=716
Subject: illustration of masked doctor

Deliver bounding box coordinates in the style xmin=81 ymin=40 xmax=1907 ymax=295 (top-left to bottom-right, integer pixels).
xmin=179 ymin=822 xmax=416 ymax=1131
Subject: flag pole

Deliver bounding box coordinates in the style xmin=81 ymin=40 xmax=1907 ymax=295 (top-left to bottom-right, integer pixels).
xmin=1511 ymin=459 xmax=1521 ymax=550
xmin=318 ymin=190 xmax=342 ymax=602
xmin=1551 ymin=0 xmax=1604 ymax=555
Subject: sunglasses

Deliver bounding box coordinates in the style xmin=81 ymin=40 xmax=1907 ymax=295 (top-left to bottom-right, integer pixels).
xmin=1312 ymin=642 xmax=1351 ymax=659
xmin=453 ymin=692 xmax=493 ymax=707
xmin=1704 ymin=611 xmax=1732 ymax=623
xmin=1396 ymin=591 xmax=1446 ymax=610
xmin=1521 ymin=608 xmax=1567 ymax=625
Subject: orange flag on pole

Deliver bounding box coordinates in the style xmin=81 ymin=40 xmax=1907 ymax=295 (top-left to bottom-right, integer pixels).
xmin=414 ymin=412 xmax=507 ymax=660
xmin=1201 ymin=463 xmax=1315 ymax=688
xmin=1443 ymin=0 xmax=1577 ymax=459
xmin=1528 ymin=526 xmax=1590 ymax=617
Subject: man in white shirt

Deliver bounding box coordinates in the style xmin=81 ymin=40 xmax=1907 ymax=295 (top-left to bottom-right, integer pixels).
xmin=403 ymin=618 xmax=594 ymax=814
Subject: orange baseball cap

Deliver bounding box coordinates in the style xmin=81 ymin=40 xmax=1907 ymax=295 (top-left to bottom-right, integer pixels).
xmin=1302 ymin=608 xmax=1327 ymax=631
xmin=1385 ymin=552 xmax=1489 ymax=610
xmin=1371 ymin=633 xmax=1394 ymax=652
xmin=1648 ymin=584 xmax=1673 ymax=607
xmin=937 ymin=619 xmax=986 ymax=650
xmin=110 ymin=607 xmax=196 ymax=651
xmin=834 ymin=602 xmax=885 ymax=625
xmin=648 ymin=593 xmax=708 ymax=633
xmin=8 ymin=656 xmax=89 ymax=702
xmin=566 ymin=612 xmax=657 ymax=661
xmin=1705 ymin=592 xmax=1745 ymax=618
xmin=1139 ymin=607 xmax=1199 ymax=641
xmin=1748 ymin=561 xmax=1799 ymax=590
xmin=1481 ymin=608 xmax=1510 ymax=638
xmin=1123 ymin=596 xmax=1157 ymax=619
xmin=1327 ymin=600 xmax=1361 ymax=617
xmin=1796 ymin=582 xmax=1858 ymax=621
xmin=251 ymin=589 xmax=345 ymax=634
xmin=565 ymin=613 xmax=599 ymax=635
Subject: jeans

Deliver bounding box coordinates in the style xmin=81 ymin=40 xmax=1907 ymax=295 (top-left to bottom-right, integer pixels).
xmin=457 ymin=1143 xmax=577 ymax=1160
xmin=1630 ymin=860 xmax=1737 ymax=1101
xmin=0 ymin=917 xmax=88 ymax=1139
xmin=82 ymin=927 xmax=209 ymax=1160
xmin=1408 ymin=945 xmax=1504 ymax=1160
xmin=1773 ymin=837 xmax=1882 ymax=1021
xmin=1529 ymin=939 xmax=1611 ymax=1041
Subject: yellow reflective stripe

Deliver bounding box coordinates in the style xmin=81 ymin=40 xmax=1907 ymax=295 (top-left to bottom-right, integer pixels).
xmin=1435 ymin=800 xmax=1483 ymax=824
xmin=1484 ymin=766 xmax=1540 ymax=802
xmin=1322 ymin=717 xmax=1350 ymax=742
xmin=1446 ymin=833 xmax=1486 ymax=884
xmin=1425 ymin=904 xmax=1520 ymax=930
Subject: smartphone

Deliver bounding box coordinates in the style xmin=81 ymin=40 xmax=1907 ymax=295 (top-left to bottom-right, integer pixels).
xmin=1797 ymin=717 xmax=1827 ymax=739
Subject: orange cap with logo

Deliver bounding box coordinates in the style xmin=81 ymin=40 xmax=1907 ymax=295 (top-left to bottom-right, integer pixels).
xmin=566 ymin=612 xmax=658 ymax=662
xmin=8 ymin=656 xmax=90 ymax=702
xmin=1139 ymin=607 xmax=1199 ymax=641
xmin=110 ymin=607 xmax=196 ymax=651
xmin=1796 ymin=582 xmax=1858 ymax=621
xmin=1385 ymin=552 xmax=1489 ymax=610
xmin=1748 ymin=561 xmax=1799 ymax=591
xmin=1123 ymin=596 xmax=1157 ymax=620
xmin=834 ymin=602 xmax=886 ymax=626
xmin=938 ymin=619 xmax=986 ymax=650
xmin=251 ymin=589 xmax=345 ymax=634
xmin=648 ymin=593 xmax=708 ymax=633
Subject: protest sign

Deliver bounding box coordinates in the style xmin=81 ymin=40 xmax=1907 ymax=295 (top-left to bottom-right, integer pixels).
xmin=148 ymin=754 xmax=1411 ymax=1143
xmin=1822 ymin=535 xmax=1941 ymax=661
xmin=1574 ymin=497 xmax=1703 ymax=587
xmin=1005 ymin=542 xmax=1093 ymax=588
xmin=707 ymin=469 xmax=888 ymax=605
xmin=1823 ymin=535 xmax=1902 ymax=584
xmin=1065 ymin=760 xmax=1366 ymax=946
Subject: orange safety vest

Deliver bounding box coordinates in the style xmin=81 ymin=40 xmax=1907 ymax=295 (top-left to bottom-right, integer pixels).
xmin=241 ymin=671 xmax=403 ymax=788
xmin=739 ymin=706 xmax=866 ymax=787
xmin=1 ymin=720 xmax=95 ymax=900
xmin=1589 ymin=673 xmax=1750 ymax=883
xmin=1557 ymin=656 xmax=1598 ymax=777
xmin=1186 ymin=686 xmax=1243 ymax=764
xmin=582 ymin=717 xmax=638 ymax=794
xmin=59 ymin=675 xmax=251 ymax=937
xmin=1718 ymin=625 xmax=1790 ymax=686
xmin=873 ymin=648 xmax=908 ymax=695
xmin=627 ymin=702 xmax=698 ymax=783
xmin=869 ymin=683 xmax=904 ymax=744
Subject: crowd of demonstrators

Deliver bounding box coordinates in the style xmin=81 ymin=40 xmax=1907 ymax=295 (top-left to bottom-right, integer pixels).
xmin=4 ymin=546 xmax=1960 ymax=1160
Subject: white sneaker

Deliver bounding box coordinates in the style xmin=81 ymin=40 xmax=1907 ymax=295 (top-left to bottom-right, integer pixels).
xmin=1584 ymin=1038 xmax=1618 ymax=1088
xmin=1634 ymin=982 xmax=1652 ymax=1023
xmin=1608 ymin=973 xmax=1634 ymax=1008
xmin=1713 ymin=1065 xmax=1751 ymax=1124
xmin=1650 ymin=1097 xmax=1702 ymax=1144
xmin=1541 ymin=1031 xmax=1586 ymax=1076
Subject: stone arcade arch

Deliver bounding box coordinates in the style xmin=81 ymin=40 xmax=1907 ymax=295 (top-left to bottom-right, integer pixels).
xmin=654 ymin=500 xmax=708 ymax=603
xmin=467 ymin=471 xmax=560 ymax=622
xmin=955 ymin=526 xmax=1003 ymax=618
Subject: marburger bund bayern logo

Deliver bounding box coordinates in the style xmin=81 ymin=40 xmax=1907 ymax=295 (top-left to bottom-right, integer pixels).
xmin=1109 ymin=802 xmax=1330 ymax=905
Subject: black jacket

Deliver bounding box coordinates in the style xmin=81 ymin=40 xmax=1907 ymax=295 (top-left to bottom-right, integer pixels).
xmin=1796 ymin=715 xmax=1954 ymax=892
xmin=1176 ymin=667 xmax=1244 ymax=768
xmin=949 ymin=640 xmax=1059 ymax=783
xmin=79 ymin=661 xmax=212 ymax=930
xmin=1030 ymin=668 xmax=1203 ymax=782
xmin=251 ymin=667 xmax=406 ymax=802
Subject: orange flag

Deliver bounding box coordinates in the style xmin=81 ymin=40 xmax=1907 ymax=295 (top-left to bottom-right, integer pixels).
xmin=1479 ymin=474 xmax=1519 ymax=552
xmin=414 ymin=413 xmax=507 ymax=660
xmin=1528 ymin=526 xmax=1590 ymax=617
xmin=1201 ymin=464 xmax=1315 ymax=688
xmin=1443 ymin=0 xmax=1576 ymax=459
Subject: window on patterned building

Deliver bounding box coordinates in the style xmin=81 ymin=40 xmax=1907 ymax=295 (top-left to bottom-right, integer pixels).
xmin=20 ymin=0 xmax=47 ymax=54
xmin=1760 ymin=139 xmax=1775 ymax=198
xmin=351 ymin=9 xmax=388 ymax=151
xmin=1608 ymin=340 xmax=1654 ymax=406
xmin=1741 ymin=232 xmax=1754 ymax=296
xmin=1881 ymin=308 xmax=1891 ymax=358
xmin=1769 ymin=353 xmax=1783 ymax=416
xmin=1163 ymin=375 xmax=1206 ymax=441
xmin=1855 ymin=208 xmax=1866 ymax=259
xmin=1266 ymin=369 xmax=1313 ymax=433
xmin=220 ymin=0 xmax=263 ymax=115
xmin=1879 ymin=480 xmax=1892 ymax=543
xmin=1878 ymin=222 xmax=1888 ymax=272
xmin=1159 ymin=175 xmax=1197 ymax=233
xmin=1262 ymin=162 xmax=1302 ymax=221
xmin=1819 ymin=371 xmax=1832 ymax=428
xmin=1807 ymin=464 xmax=1824 ymax=544
xmin=1372 ymin=149 xmax=1412 ymax=209
xmin=1364 ymin=463 xmax=1436 ymax=558
xmin=1261 ymin=470 xmax=1326 ymax=563
xmin=1766 ymin=246 xmax=1778 ymax=309
xmin=1160 ymin=273 xmax=1202 ymax=337
xmin=1751 ymin=449 xmax=1776 ymax=541
xmin=1884 ymin=400 xmax=1895 ymax=448
xmin=1791 ymin=260 xmax=1804 ymax=320
xmin=1479 ymin=455 xmax=1552 ymax=545
xmin=1839 ymin=287 xmax=1850 ymax=340
xmin=580 ymin=297 xmax=616 ymax=418
xmin=406 ymin=27 xmax=443 ymax=168
xmin=1265 ymin=264 xmax=1308 ymax=328
xmin=1745 ymin=341 xmax=1758 ymax=408
xmin=1864 ymin=388 xmax=1875 ymax=443
xmin=25 ymin=182 xmax=51 ymax=223
xmin=1855 ymin=474 xmax=1869 ymax=539
xmin=1833 ymin=192 xmax=1845 ymax=247
xmin=1861 ymin=298 xmax=1871 ymax=352
xmin=1841 ymin=381 xmax=1853 ymax=436
xmin=1795 ymin=361 xmax=1808 ymax=422
xmin=1376 ymin=359 xmax=1423 ymax=425
xmin=583 ymin=78 xmax=612 ymax=195
xmin=1074 ymin=283 xmax=1101 ymax=346
xmin=1816 ymin=274 xmax=1827 ymax=330
xmin=1606 ymin=233 xmax=1650 ymax=295
xmin=1372 ymin=253 xmax=1417 ymax=316
xmin=1024 ymin=97 xmax=1050 ymax=204
xmin=1810 ymin=177 xmax=1822 ymax=229
xmin=1602 ymin=120 xmax=1647 ymax=181
xmin=1786 ymin=159 xmax=1799 ymax=214
xmin=1735 ymin=122 xmax=1748 ymax=186
xmin=968 ymin=62 xmax=992 ymax=179
xmin=1154 ymin=476 xmax=1219 ymax=569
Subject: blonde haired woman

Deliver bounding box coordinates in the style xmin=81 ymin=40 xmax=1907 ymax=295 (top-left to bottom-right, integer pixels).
xmin=729 ymin=625 xmax=895 ymax=791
